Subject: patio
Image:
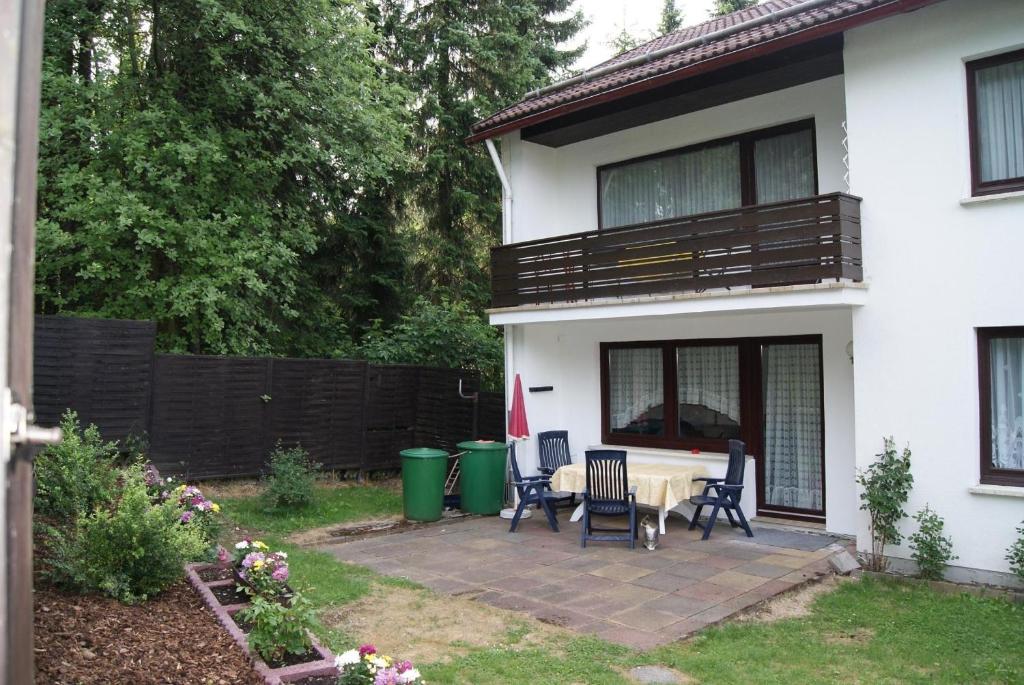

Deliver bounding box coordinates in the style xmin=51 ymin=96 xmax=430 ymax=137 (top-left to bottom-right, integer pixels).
xmin=321 ymin=513 xmax=848 ymax=650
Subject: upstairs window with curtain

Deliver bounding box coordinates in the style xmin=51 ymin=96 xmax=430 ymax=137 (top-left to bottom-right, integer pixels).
xmin=598 ymin=121 xmax=817 ymax=229
xmin=968 ymin=49 xmax=1024 ymax=196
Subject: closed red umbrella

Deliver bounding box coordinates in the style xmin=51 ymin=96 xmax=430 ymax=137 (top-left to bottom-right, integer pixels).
xmin=507 ymin=373 xmax=530 ymax=440
xmin=501 ymin=373 xmax=530 ymax=518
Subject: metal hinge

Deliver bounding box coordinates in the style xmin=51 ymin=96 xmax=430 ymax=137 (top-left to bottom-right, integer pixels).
xmin=5 ymin=389 xmax=61 ymax=449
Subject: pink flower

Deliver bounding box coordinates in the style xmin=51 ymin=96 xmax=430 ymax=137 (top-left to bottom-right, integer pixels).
xmin=396 ymin=660 xmax=413 ymax=674
xmin=241 ymin=552 xmax=264 ymax=568
xmin=216 ymin=546 xmax=229 ymax=564
xmin=271 ymin=565 xmax=289 ymax=582
xmin=374 ymin=667 xmax=399 ymax=685
xmin=180 ymin=511 xmax=193 ymax=523
xmin=358 ymin=644 xmax=376 ymax=657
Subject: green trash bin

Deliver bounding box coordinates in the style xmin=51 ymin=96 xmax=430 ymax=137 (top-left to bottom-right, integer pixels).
xmin=400 ymin=447 xmax=448 ymax=522
xmin=457 ymin=440 xmax=509 ymax=515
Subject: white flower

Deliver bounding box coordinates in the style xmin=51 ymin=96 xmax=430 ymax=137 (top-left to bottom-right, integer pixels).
xmin=235 ymin=541 xmax=249 ymax=550
xmin=335 ymin=650 xmax=360 ymax=667
xmin=372 ymin=656 xmax=388 ymax=669
xmin=278 ymin=552 xmax=287 ymax=559
xmin=398 ymin=668 xmax=421 ymax=684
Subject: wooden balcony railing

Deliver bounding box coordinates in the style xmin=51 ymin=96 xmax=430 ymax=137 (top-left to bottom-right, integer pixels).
xmin=490 ymin=192 xmax=862 ymax=309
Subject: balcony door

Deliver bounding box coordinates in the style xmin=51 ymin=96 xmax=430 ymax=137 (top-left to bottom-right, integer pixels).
xmin=598 ymin=120 xmax=818 ymax=229
xmin=760 ymin=341 xmax=825 ymax=519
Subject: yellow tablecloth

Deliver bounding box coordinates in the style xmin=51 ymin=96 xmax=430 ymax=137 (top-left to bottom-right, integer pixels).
xmin=550 ymin=461 xmax=708 ymax=512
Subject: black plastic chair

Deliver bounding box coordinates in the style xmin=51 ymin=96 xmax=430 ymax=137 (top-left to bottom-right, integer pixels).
xmin=508 ymin=443 xmax=560 ymax=533
xmin=580 ymin=450 xmax=637 ymax=549
xmin=537 ymin=430 xmax=577 ymax=508
xmin=688 ymin=439 xmax=753 ymax=540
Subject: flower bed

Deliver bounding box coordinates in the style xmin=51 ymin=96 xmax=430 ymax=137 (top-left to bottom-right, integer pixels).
xmin=187 ymin=562 xmax=337 ymax=685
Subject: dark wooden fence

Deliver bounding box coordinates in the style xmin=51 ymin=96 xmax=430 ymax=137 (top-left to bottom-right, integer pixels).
xmin=490 ymin=192 xmax=862 ymax=308
xmin=33 ymin=315 xmax=505 ymax=479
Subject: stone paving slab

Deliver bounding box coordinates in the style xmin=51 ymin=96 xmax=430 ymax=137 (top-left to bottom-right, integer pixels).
xmin=319 ymin=513 xmax=844 ymax=651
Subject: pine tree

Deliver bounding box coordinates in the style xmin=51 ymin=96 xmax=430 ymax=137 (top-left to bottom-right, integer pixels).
xmin=659 ymin=0 xmax=683 ymax=35
xmin=374 ymin=0 xmax=586 ymax=309
xmin=608 ymin=26 xmax=645 ymax=54
xmin=711 ymin=0 xmax=759 ymax=16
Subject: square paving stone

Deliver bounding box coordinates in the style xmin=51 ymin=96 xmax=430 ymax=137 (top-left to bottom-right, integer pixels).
xmin=589 ymin=564 xmax=655 ymax=582
xmin=641 ymin=594 xmax=716 ymax=618
xmin=705 ymin=570 xmax=770 ymax=592
xmin=673 ymin=581 xmax=746 ymax=603
xmin=611 ymin=606 xmax=684 ymax=632
xmin=733 ymin=561 xmax=792 ymax=578
xmin=662 ymin=563 xmax=721 ymax=581
xmin=630 ymin=570 xmax=698 ymax=593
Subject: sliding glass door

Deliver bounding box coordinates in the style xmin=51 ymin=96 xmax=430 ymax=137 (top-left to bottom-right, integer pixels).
xmin=761 ymin=342 xmax=824 ymax=517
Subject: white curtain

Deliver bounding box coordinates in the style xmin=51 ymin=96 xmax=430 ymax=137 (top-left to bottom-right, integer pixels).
xmin=976 ymin=59 xmax=1024 ymax=183
xmin=600 ymin=142 xmax=741 ymax=229
xmin=990 ymin=338 xmax=1024 ymax=471
xmin=763 ymin=343 xmax=823 ymax=511
xmin=676 ymin=345 xmax=741 ymax=422
xmin=608 ymin=347 xmax=663 ymax=432
xmin=754 ymin=128 xmax=816 ymax=203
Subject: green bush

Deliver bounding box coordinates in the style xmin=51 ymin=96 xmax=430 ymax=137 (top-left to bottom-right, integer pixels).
xmin=266 ymin=444 xmax=319 ymax=508
xmin=1008 ymin=521 xmax=1024 ymax=581
xmin=857 ymin=437 xmax=914 ymax=572
xmin=239 ymin=593 xmax=316 ymax=663
xmin=909 ymin=505 xmax=957 ymax=580
xmin=47 ymin=465 xmax=207 ymax=603
xmin=34 ymin=410 xmax=120 ymax=520
xmin=359 ymin=297 xmax=504 ymax=391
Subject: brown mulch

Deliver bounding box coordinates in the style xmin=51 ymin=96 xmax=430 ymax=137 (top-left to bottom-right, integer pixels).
xmin=35 ymin=581 xmax=265 ymax=685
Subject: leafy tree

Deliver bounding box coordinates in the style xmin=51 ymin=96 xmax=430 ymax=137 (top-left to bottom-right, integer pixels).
xmin=857 ymin=437 xmax=914 ymax=572
xmin=360 ymin=297 xmax=503 ymax=390
xmin=711 ymin=0 xmax=759 ymax=16
xmin=659 ymin=0 xmax=684 ymax=35
xmin=372 ymin=1 xmax=586 ymax=311
xmin=36 ymin=0 xmax=411 ymax=355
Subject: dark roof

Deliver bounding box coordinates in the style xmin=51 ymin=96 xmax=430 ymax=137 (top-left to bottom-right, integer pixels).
xmin=468 ymin=0 xmax=941 ymax=143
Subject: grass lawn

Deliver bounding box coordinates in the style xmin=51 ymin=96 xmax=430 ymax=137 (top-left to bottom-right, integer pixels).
xmin=217 ymin=482 xmax=1024 ymax=684
xmin=216 ymin=481 xmax=401 ymax=537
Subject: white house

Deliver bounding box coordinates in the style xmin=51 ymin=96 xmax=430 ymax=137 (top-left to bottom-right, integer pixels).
xmin=470 ymin=0 xmax=1024 ymax=584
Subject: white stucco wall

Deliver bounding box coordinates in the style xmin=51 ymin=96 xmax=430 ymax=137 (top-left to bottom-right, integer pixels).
xmin=508 ymin=308 xmax=858 ymax=536
xmin=845 ymin=0 xmax=1024 ymax=578
xmin=504 ymin=75 xmax=849 ymax=243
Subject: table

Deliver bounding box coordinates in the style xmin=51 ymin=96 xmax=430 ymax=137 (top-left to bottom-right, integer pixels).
xmin=550 ymin=462 xmax=708 ymax=534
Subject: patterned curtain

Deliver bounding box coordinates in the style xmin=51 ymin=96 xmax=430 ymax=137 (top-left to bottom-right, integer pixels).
xmin=754 ymin=128 xmax=816 ymax=203
xmin=608 ymin=347 xmax=663 ymax=433
xmin=763 ymin=343 xmax=823 ymax=511
xmin=975 ymin=59 xmax=1024 ymax=183
xmin=990 ymin=337 xmax=1024 ymax=471
xmin=600 ymin=142 xmax=741 ymax=229
xmin=676 ymin=345 xmax=741 ymax=422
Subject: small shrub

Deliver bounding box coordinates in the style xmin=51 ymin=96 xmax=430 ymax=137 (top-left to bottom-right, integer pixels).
xmin=265 ymin=444 xmax=319 ymax=508
xmin=857 ymin=436 xmax=914 ymax=572
xmin=34 ymin=410 xmax=119 ymax=520
xmin=238 ymin=593 xmax=316 ymax=663
xmin=237 ymin=545 xmax=290 ymax=599
xmin=1008 ymin=521 xmax=1024 ymax=581
xmin=174 ymin=484 xmax=222 ymax=551
xmin=47 ymin=465 xmax=208 ymax=603
xmin=909 ymin=505 xmax=957 ymax=580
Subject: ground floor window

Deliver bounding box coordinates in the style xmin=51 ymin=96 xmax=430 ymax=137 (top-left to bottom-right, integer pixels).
xmin=600 ymin=335 xmax=825 ymax=517
xmin=978 ymin=327 xmax=1024 ymax=486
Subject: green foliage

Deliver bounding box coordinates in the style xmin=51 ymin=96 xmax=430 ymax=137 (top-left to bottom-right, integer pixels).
xmin=36 ymin=0 xmax=411 ymax=355
xmin=360 ymin=297 xmax=504 ymax=390
xmin=1008 ymin=521 xmax=1024 ymax=581
xmin=608 ymin=26 xmax=646 ymax=54
xmin=909 ymin=505 xmax=957 ymax=580
xmin=857 ymin=437 xmax=914 ymax=572
xmin=371 ymin=0 xmax=586 ymax=309
xmin=47 ymin=466 xmax=208 ymax=603
xmin=266 ymin=444 xmax=320 ymax=508
xmin=659 ymin=0 xmax=684 ymax=35
xmin=710 ymin=0 xmax=759 ymax=17
xmin=239 ymin=593 xmax=316 ymax=663
xmin=34 ymin=410 xmax=119 ymax=520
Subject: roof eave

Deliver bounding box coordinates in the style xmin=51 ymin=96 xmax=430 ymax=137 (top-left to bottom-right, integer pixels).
xmin=466 ymin=0 xmax=944 ymax=145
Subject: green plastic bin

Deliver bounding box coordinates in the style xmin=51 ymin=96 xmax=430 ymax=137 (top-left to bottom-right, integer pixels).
xmin=457 ymin=440 xmax=509 ymax=515
xmin=400 ymin=447 xmax=448 ymax=522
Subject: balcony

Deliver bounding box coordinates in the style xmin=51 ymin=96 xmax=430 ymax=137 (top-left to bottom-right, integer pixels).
xmin=490 ymin=193 xmax=862 ymax=310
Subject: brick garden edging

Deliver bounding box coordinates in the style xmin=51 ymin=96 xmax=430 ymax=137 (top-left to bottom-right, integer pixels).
xmin=186 ymin=563 xmax=338 ymax=685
